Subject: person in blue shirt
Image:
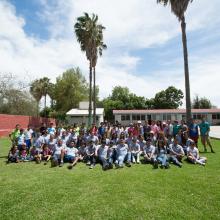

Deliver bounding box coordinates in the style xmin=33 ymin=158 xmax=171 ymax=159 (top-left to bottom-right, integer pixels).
xmin=98 ymin=122 xmax=106 ymax=140
xmin=189 ymin=119 xmax=199 ymax=147
xmin=97 ymin=139 xmax=109 ymax=170
xmin=199 ymin=117 xmax=214 ymax=153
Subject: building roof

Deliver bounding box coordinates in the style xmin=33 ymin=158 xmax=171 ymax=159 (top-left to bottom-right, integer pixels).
xmin=66 ymin=108 xmax=104 ymax=116
xmin=113 ymin=109 xmax=220 ymax=114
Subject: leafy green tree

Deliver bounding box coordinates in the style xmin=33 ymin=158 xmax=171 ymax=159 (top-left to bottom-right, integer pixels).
xmin=145 ymin=98 xmax=155 ymax=109
xmin=153 ymin=86 xmax=184 ymax=109
xmin=102 ymin=86 xmax=149 ymax=121
xmin=0 ymin=89 xmax=37 ymax=116
xmin=157 ymin=0 xmax=193 ymax=124
xmin=74 ymin=13 xmax=106 ymax=125
xmin=111 ymin=86 xmax=130 ymax=103
xmin=54 ymin=68 xmax=89 ymax=112
xmin=102 ymin=99 xmax=124 ymax=121
xmin=192 ymin=95 xmax=212 ymax=109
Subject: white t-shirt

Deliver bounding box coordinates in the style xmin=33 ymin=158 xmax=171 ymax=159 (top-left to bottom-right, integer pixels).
xmin=129 ymin=143 xmax=140 ymax=152
xmin=169 ymin=144 xmax=184 ymax=155
xmin=48 ymin=139 xmax=57 ymax=151
xmin=116 ymin=144 xmax=128 ymax=156
xmin=17 ymin=134 xmax=25 ymax=145
xmin=168 ymin=124 xmax=173 ymax=136
xmin=86 ymin=145 xmax=97 ymax=155
xmin=187 ymin=147 xmax=199 ymax=159
xmin=54 ymin=144 xmax=66 ymax=155
xmin=88 ymin=135 xmax=99 ymax=143
xmin=143 ymin=145 xmax=155 ymax=155
xmin=66 ymin=147 xmax=78 ymax=157
xmin=97 ymin=145 xmax=108 ymax=158
xmin=24 ymin=129 xmax=33 ymax=140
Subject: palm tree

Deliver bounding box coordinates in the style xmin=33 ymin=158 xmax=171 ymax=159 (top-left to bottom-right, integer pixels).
xmin=47 ymin=83 xmax=56 ymax=109
xmin=30 ymin=77 xmax=52 ymax=117
xmin=30 ymin=79 xmax=43 ymax=116
xmin=74 ymin=13 xmax=106 ymax=126
xmin=157 ymin=0 xmax=193 ymax=124
xmin=92 ymin=25 xmax=107 ymax=124
xmin=40 ymin=77 xmax=51 ymax=112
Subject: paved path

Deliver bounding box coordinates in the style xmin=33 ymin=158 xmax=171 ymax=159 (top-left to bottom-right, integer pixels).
xmin=210 ymin=126 xmax=220 ymax=139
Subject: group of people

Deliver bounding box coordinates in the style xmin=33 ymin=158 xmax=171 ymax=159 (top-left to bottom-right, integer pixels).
xmin=7 ymin=117 xmax=214 ymax=170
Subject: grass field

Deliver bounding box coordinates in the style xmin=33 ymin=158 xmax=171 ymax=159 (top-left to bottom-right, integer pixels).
xmin=0 ymin=138 xmax=220 ymax=220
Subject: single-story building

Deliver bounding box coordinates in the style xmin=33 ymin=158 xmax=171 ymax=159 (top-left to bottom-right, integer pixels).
xmin=113 ymin=109 xmax=220 ymax=125
xmin=66 ymin=102 xmax=104 ymax=125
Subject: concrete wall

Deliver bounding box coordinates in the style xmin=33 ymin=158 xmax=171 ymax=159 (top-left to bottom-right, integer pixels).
xmin=114 ymin=113 xmax=220 ymax=125
xmin=0 ymin=114 xmax=56 ymax=137
xmin=67 ymin=115 xmax=103 ymax=126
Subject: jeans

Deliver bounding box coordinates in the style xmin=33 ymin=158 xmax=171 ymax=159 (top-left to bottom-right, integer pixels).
xmin=99 ymin=156 xmax=108 ymax=167
xmin=157 ymin=154 xmax=168 ymax=166
xmin=127 ymin=152 xmax=140 ymax=163
xmin=169 ymin=155 xmax=181 ymax=166
xmin=115 ymin=154 xmax=127 ymax=166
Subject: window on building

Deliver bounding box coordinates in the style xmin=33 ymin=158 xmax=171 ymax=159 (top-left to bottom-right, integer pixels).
xmin=152 ymin=114 xmax=156 ymax=120
xmin=163 ymin=114 xmax=166 ymax=121
xmin=141 ymin=115 xmax=145 ymax=121
xmin=121 ymin=114 xmax=130 ymax=121
xmin=213 ymin=114 xmax=220 ymax=119
xmin=212 ymin=114 xmax=217 ymax=119
xmin=132 ymin=114 xmax=141 ymax=120
xmin=174 ymin=114 xmax=178 ymax=120
xmin=197 ymin=114 xmax=202 ymax=119
xmin=167 ymin=114 xmax=171 ymax=121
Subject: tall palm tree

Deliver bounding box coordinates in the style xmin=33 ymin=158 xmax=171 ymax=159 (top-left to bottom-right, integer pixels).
xmin=30 ymin=79 xmax=43 ymax=116
xmin=40 ymin=77 xmax=51 ymax=112
xmin=92 ymin=25 xmax=107 ymax=124
xmin=157 ymin=0 xmax=193 ymax=124
xmin=74 ymin=13 xmax=106 ymax=126
xmin=47 ymin=83 xmax=56 ymax=109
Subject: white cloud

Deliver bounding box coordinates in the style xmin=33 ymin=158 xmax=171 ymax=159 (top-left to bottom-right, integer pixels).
xmin=0 ymin=0 xmax=220 ymax=108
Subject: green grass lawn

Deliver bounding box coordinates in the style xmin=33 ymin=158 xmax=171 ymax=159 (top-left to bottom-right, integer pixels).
xmin=0 ymin=138 xmax=220 ymax=220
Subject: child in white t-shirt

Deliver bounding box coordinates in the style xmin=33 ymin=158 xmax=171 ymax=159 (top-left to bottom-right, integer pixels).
xmin=187 ymin=140 xmax=207 ymax=166
xmin=64 ymin=141 xmax=79 ymax=169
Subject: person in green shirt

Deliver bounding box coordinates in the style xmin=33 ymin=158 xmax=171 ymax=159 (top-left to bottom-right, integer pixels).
xmin=173 ymin=120 xmax=180 ymax=137
xmin=199 ymin=117 xmax=214 ymax=153
xmin=9 ymin=124 xmax=20 ymax=144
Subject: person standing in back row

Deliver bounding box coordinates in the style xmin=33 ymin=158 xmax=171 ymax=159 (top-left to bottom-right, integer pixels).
xmin=199 ymin=117 xmax=215 ymax=153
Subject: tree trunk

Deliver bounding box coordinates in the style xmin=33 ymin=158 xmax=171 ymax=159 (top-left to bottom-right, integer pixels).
xmin=37 ymin=100 xmax=39 ymax=117
xmin=88 ymin=61 xmax=92 ymax=127
xmin=93 ymin=66 xmax=96 ymax=125
xmin=181 ymin=16 xmax=191 ymax=125
xmin=44 ymin=95 xmax=47 ymax=118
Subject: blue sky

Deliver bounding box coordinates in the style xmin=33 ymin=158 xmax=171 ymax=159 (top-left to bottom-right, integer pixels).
xmin=1 ymin=0 xmax=220 ymax=107
xmin=9 ymin=0 xmax=50 ymax=39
